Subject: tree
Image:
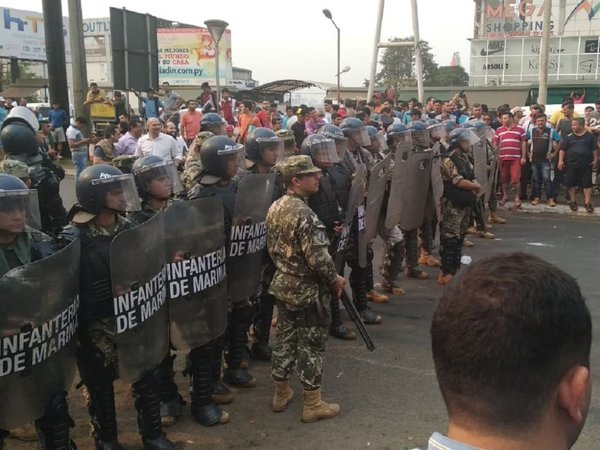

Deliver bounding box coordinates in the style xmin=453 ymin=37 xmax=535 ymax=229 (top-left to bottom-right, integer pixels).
xmin=427 ymin=65 xmax=469 ymax=87
xmin=375 ymin=37 xmax=438 ymax=91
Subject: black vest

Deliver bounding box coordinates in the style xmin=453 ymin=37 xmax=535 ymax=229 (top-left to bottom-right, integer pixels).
xmin=443 ymin=151 xmax=476 ymax=208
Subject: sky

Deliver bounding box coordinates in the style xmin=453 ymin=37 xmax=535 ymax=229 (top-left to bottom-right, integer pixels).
xmin=2 ymin=0 xmax=475 ymax=87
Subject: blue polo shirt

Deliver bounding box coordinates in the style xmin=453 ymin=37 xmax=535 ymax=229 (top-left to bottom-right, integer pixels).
xmin=48 ymin=109 xmax=68 ymax=129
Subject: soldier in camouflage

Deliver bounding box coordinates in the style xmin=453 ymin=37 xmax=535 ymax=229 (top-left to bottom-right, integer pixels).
xmin=181 ymin=131 xmax=215 ymax=192
xmin=0 ymin=173 xmax=76 ymax=450
xmin=267 ymin=155 xmax=346 ymax=423
xmin=276 ymin=129 xmax=297 ymax=157
xmin=61 ymin=165 xmax=176 ymax=450
xmin=0 ymin=158 xmax=30 ymax=183
xmin=438 ymin=129 xmax=481 ymax=286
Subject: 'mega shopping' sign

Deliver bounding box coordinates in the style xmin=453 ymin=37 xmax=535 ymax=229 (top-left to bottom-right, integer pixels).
xmin=477 ymin=0 xmax=600 ymax=38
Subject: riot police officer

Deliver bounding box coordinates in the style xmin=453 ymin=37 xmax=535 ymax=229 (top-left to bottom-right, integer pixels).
xmin=62 ymin=165 xmax=176 ymax=450
xmin=243 ymin=127 xmax=285 ymax=360
xmin=301 ymin=134 xmax=356 ymax=339
xmin=187 ymin=136 xmax=247 ymax=425
xmin=129 ymin=156 xmax=185 ymax=427
xmin=438 ymin=128 xmax=481 ymax=285
xmin=0 ymin=106 xmax=67 ymax=236
xmin=0 ymin=174 xmax=76 ymax=450
xmin=200 ymin=112 xmax=226 ymax=135
xmin=338 ymin=117 xmax=382 ymax=324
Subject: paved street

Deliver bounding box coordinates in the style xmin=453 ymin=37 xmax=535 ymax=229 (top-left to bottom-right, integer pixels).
xmin=21 ymin=179 xmax=598 ymax=450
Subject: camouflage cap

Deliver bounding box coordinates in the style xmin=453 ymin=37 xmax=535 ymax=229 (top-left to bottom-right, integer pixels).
xmin=112 ymin=155 xmax=137 ymax=174
xmin=278 ymin=155 xmax=321 ymax=177
xmin=276 ymin=129 xmax=295 ymax=142
xmin=0 ymin=159 xmax=30 ymax=179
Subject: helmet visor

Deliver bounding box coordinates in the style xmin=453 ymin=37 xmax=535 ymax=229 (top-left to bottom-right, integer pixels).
xmin=454 ymin=129 xmax=480 ymax=147
xmin=0 ymin=189 xmax=40 ymax=233
xmin=217 ymin=143 xmax=246 ymax=172
xmin=391 ymin=132 xmax=412 ymax=151
xmin=484 ymin=127 xmax=495 ymax=141
xmin=428 ymin=124 xmax=446 ymax=140
xmin=310 ymin=138 xmax=339 ymax=165
xmin=370 ymin=133 xmax=388 ymax=152
xmin=258 ymin=137 xmax=285 ymax=165
xmin=412 ymin=130 xmax=430 ymax=149
xmin=91 ymin=173 xmax=142 ymax=212
xmin=349 ymin=127 xmax=371 ymax=147
xmin=334 ymin=139 xmax=348 ymax=159
xmin=136 ymin=161 xmax=183 ymax=199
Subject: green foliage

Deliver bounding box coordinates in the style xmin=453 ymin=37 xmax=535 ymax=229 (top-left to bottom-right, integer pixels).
xmin=427 ymin=65 xmax=469 ymax=86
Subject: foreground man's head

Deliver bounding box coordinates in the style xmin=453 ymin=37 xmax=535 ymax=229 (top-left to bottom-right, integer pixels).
xmin=431 ymin=252 xmax=592 ymax=450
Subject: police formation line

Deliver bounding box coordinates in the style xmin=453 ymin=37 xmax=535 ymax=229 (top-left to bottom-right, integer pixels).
xmin=0 ymin=104 xmax=503 ymax=450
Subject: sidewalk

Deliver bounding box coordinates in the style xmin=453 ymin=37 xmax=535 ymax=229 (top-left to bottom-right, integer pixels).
xmin=498 ymin=199 xmax=600 ymax=217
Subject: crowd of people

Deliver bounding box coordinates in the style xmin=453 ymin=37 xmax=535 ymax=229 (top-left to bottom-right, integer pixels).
xmin=0 ymin=84 xmax=596 ymax=450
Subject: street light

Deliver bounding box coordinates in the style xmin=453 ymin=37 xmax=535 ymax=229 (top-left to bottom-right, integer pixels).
xmin=322 ymin=9 xmax=342 ymax=104
xmin=204 ymin=19 xmax=229 ymax=113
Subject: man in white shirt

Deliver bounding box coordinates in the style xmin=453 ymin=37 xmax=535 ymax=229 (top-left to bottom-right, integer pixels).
xmin=135 ymin=117 xmax=182 ymax=165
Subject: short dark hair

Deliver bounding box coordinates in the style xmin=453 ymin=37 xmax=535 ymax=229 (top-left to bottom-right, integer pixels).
xmin=500 ymin=111 xmax=514 ymax=119
xmin=595 ymin=99 xmax=600 ymax=105
xmin=222 ymin=88 xmax=230 ymax=94
xmin=104 ymin=125 xmax=117 ymax=139
xmin=573 ymin=117 xmax=586 ymax=127
xmin=535 ymin=113 xmax=547 ymax=120
xmin=562 ymin=100 xmax=574 ymax=108
xmin=410 ymin=108 xmax=422 ymax=118
xmin=75 ymin=116 xmax=88 ymax=125
xmin=324 ymin=99 xmax=333 ymax=106
xmin=129 ymin=120 xmax=142 ymax=130
xmin=345 ymin=99 xmax=356 ymax=109
xmin=431 ymin=252 xmax=591 ymax=432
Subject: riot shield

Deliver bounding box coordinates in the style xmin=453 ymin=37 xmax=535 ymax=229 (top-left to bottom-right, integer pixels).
xmin=431 ymin=143 xmax=445 ymax=222
xmin=0 ymin=240 xmax=80 ymax=430
xmin=334 ymin=163 xmax=366 ymax=273
xmin=385 ymin=146 xmax=434 ymax=231
xmin=228 ymin=173 xmax=276 ymax=303
xmin=165 ymin=198 xmax=228 ymax=350
xmin=110 ymin=213 xmax=169 ymax=382
xmin=412 ymin=130 xmax=430 ymax=150
xmin=364 ymin=155 xmax=391 ymax=243
xmin=472 ymin=132 xmax=489 ymax=198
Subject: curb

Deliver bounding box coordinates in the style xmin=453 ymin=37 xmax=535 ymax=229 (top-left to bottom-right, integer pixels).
xmin=500 ymin=201 xmax=600 ymax=217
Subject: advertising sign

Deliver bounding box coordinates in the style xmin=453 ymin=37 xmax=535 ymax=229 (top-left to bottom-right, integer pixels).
xmin=157 ymin=28 xmax=233 ymax=86
xmin=0 ymin=7 xmax=71 ymax=62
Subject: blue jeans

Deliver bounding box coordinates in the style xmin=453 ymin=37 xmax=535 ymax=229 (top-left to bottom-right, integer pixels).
xmin=71 ymin=150 xmax=88 ymax=179
xmin=531 ymin=160 xmax=555 ymax=200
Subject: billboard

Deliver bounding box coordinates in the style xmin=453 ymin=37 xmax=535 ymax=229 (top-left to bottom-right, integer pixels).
xmin=470 ymin=35 xmax=600 ymax=85
xmin=157 ymin=28 xmax=233 ymax=86
xmin=0 ymin=7 xmax=71 ymax=62
xmin=474 ymin=0 xmax=600 ymax=39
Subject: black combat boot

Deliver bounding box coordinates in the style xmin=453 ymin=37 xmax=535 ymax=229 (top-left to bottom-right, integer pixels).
xmin=190 ymin=344 xmax=230 ymax=426
xmin=85 ymin=383 xmax=124 ymax=450
xmin=35 ymin=391 xmax=75 ymax=450
xmin=438 ymin=238 xmax=459 ymax=286
xmin=156 ymin=354 xmax=183 ymax=427
xmin=404 ymin=228 xmax=429 ymax=279
xmin=223 ymin=306 xmax=257 ymax=387
xmin=350 ymin=269 xmax=382 ymax=324
xmin=250 ymin=294 xmax=274 ymax=360
xmin=381 ymin=240 xmax=407 ymax=296
xmin=329 ymin=297 xmax=356 ymax=339
xmin=131 ymin=371 xmax=176 ymax=450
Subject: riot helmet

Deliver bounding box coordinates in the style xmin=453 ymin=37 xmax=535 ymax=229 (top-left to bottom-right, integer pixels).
xmin=461 ymin=121 xmax=475 ymax=128
xmin=76 ymin=164 xmax=141 ymax=215
xmin=0 ymin=106 xmax=40 ymax=156
xmin=245 ymin=127 xmax=284 ymax=166
xmin=300 ymin=134 xmax=339 ymax=169
xmin=318 ymin=124 xmax=348 ymax=158
xmin=200 ymin=112 xmax=226 ymax=135
xmin=0 ymin=174 xmax=41 ymax=233
xmin=408 ymin=120 xmax=430 ymax=149
xmin=132 ymin=156 xmax=183 ymax=201
xmin=425 ymin=119 xmax=446 ymax=141
xmin=386 ymin=122 xmax=412 ymax=149
xmin=276 ymin=129 xmax=296 ymax=156
xmin=366 ymin=125 xmax=388 ymax=153
xmin=448 ymin=128 xmax=480 ymax=151
xmin=200 ymin=136 xmax=245 ymax=181
xmin=340 ymin=117 xmax=370 ymax=147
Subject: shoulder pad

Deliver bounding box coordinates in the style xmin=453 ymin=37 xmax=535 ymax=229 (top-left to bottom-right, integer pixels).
xmin=57 ymin=224 xmax=83 ymax=246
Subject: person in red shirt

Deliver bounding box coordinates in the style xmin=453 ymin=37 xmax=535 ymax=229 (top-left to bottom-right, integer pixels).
xmin=219 ymin=88 xmax=237 ymax=125
xmin=237 ymin=101 xmax=261 ymax=144
xmin=179 ymin=100 xmax=203 ymax=146
xmin=494 ymin=111 xmax=527 ymax=207
xmin=256 ymin=100 xmax=272 ymax=129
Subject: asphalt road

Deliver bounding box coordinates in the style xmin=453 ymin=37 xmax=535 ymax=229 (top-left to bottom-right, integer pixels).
xmin=10 ymin=179 xmax=599 ymax=450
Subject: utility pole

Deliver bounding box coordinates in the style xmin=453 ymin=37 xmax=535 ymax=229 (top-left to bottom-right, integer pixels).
xmin=68 ymin=0 xmax=88 ymax=120
xmin=411 ymin=0 xmax=424 ymax=104
xmin=367 ymin=0 xmax=385 ymax=101
xmin=367 ymin=0 xmax=424 ymax=104
xmin=538 ymin=0 xmax=552 ymax=105
xmin=42 ymin=0 xmax=69 ymax=115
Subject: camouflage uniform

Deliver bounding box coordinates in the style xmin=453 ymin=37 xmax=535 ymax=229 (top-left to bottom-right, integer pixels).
xmin=439 ymin=149 xmax=474 ymax=276
xmin=267 ymin=156 xmax=338 ymax=390
xmin=0 ymin=227 xmax=51 ymax=277
xmin=181 ymin=131 xmax=214 ymax=191
xmin=0 ymin=158 xmax=30 ymax=181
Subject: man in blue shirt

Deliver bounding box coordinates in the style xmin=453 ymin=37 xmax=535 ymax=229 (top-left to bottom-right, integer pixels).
xmin=429 ymin=253 xmax=591 ymax=450
xmin=135 ymin=89 xmax=163 ymax=120
xmin=526 ymin=113 xmax=560 ymax=206
xmin=48 ymin=102 xmax=69 ymax=153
